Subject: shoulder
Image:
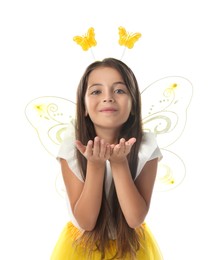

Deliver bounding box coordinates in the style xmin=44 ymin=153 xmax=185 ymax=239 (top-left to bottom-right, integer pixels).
xmin=56 ymin=121 xmax=84 ymax=183
xmin=141 ymin=132 xmax=157 ymax=146
xmin=135 ymin=132 xmax=162 ymax=179
xmin=139 ymin=132 xmax=159 ymax=156
xmin=57 ymin=122 xmax=76 ymax=161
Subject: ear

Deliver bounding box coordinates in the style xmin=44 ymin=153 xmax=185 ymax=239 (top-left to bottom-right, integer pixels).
xmin=85 ymin=109 xmax=88 ymax=117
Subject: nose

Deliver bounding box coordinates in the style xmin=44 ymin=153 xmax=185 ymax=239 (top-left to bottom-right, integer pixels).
xmin=103 ymin=92 xmax=114 ymax=102
xmin=103 ymin=97 xmax=114 ymax=103
xmin=102 ymin=89 xmax=115 ymax=103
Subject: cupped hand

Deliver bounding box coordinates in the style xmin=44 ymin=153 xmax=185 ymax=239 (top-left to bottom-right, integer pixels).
xmin=75 ymin=136 xmax=111 ymax=163
xmin=109 ymin=138 xmax=136 ymax=163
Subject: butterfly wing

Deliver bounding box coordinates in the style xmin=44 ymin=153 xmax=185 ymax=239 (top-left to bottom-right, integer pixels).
xmin=118 ymin=26 xmax=128 ymax=46
xmin=86 ymin=27 xmax=97 ymax=48
xmin=118 ymin=26 xmax=141 ymax=49
xmin=73 ymin=36 xmax=89 ymax=51
xmin=141 ymin=76 xmax=193 ymax=191
xmin=73 ymin=27 xmax=97 ymax=51
xmin=25 ymin=96 xmax=76 ymax=157
xmin=126 ymin=33 xmax=142 ymax=49
xmin=141 ymin=76 xmax=193 ymax=147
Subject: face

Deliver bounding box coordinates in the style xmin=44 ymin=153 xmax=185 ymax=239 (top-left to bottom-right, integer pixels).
xmin=84 ymin=67 xmax=132 ymax=135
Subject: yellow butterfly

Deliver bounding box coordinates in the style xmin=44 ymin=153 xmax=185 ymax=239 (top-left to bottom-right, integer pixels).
xmin=73 ymin=27 xmax=97 ymax=51
xmin=118 ymin=26 xmax=141 ymax=49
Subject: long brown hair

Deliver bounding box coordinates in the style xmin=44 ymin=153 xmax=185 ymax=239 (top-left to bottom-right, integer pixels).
xmin=75 ymin=58 xmax=144 ymax=259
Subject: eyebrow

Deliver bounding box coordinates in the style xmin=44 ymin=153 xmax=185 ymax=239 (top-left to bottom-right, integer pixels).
xmin=87 ymin=81 xmax=126 ymax=89
xmin=87 ymin=83 xmax=103 ymax=89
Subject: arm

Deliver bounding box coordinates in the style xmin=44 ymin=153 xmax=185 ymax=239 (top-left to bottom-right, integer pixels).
xmin=61 ymin=137 xmax=110 ymax=231
xmin=110 ymin=139 xmax=158 ymax=229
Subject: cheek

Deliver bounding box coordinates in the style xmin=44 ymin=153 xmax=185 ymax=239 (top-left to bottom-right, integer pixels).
xmin=127 ymin=100 xmax=132 ymax=112
xmin=122 ymin=100 xmax=132 ymax=119
xmin=84 ymin=96 xmax=89 ymax=116
xmin=84 ymin=97 xmax=96 ymax=117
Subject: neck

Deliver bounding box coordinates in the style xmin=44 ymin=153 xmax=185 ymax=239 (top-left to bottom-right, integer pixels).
xmin=94 ymin=126 xmax=120 ymax=144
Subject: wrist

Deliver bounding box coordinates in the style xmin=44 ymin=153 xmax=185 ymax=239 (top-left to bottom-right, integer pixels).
xmin=109 ymin=158 xmax=128 ymax=169
xmin=87 ymin=160 xmax=106 ymax=172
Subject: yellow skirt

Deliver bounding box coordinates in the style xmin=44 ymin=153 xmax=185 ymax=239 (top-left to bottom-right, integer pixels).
xmin=51 ymin=222 xmax=163 ymax=260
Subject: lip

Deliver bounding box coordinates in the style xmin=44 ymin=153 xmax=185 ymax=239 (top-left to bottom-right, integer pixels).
xmin=99 ymin=107 xmax=117 ymax=112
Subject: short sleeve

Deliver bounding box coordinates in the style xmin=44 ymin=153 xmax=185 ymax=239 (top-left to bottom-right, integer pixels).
xmin=56 ymin=121 xmax=84 ymax=182
xmin=135 ymin=132 xmax=163 ymax=180
xmin=149 ymin=146 xmax=162 ymax=161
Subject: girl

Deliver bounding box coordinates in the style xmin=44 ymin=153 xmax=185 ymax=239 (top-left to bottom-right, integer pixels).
xmin=51 ymin=58 xmax=163 ymax=259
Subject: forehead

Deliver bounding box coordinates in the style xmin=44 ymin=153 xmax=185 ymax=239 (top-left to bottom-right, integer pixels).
xmin=88 ymin=67 xmax=123 ymax=83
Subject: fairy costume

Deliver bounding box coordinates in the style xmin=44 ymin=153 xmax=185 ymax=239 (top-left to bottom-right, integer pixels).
xmin=51 ymin=122 xmax=163 ymax=259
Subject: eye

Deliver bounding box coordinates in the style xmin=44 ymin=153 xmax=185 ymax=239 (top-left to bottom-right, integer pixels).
xmin=90 ymin=90 xmax=101 ymax=95
xmin=114 ymin=89 xmax=126 ymax=94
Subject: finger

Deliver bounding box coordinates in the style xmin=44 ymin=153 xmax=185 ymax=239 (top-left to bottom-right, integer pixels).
xmin=93 ymin=136 xmax=100 ymax=156
xmin=110 ymin=144 xmax=115 ymax=156
xmin=126 ymin=137 xmax=136 ymax=145
xmin=75 ymin=140 xmax=86 ymax=154
xmin=119 ymin=138 xmax=126 ymax=154
xmin=99 ymin=139 xmax=106 ymax=158
xmin=113 ymin=143 xmax=121 ymax=154
xmin=86 ymin=140 xmax=94 ymax=156
xmin=125 ymin=138 xmax=136 ymax=153
xmin=104 ymin=144 xmax=111 ymax=159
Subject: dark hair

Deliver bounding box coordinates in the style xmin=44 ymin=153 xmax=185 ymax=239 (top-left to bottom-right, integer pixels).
xmin=75 ymin=58 xmax=144 ymax=259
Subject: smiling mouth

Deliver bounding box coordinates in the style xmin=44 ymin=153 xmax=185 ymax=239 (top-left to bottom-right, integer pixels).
xmin=100 ymin=109 xmax=117 ymax=112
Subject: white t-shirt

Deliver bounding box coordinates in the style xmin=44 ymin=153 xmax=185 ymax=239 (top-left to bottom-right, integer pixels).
xmin=57 ymin=122 xmax=162 ymax=231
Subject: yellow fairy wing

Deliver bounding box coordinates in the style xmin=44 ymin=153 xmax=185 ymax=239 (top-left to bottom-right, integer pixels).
xmin=73 ymin=27 xmax=97 ymax=51
xmin=25 ymin=96 xmax=76 ymax=157
xmin=141 ymin=76 xmax=193 ymax=191
xmin=118 ymin=26 xmax=141 ymax=49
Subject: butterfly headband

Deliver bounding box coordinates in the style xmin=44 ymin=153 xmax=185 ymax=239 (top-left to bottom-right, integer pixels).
xmin=73 ymin=26 xmax=142 ymax=60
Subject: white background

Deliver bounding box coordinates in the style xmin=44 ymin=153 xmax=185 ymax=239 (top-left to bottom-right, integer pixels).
xmin=0 ymin=0 xmax=217 ymax=259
